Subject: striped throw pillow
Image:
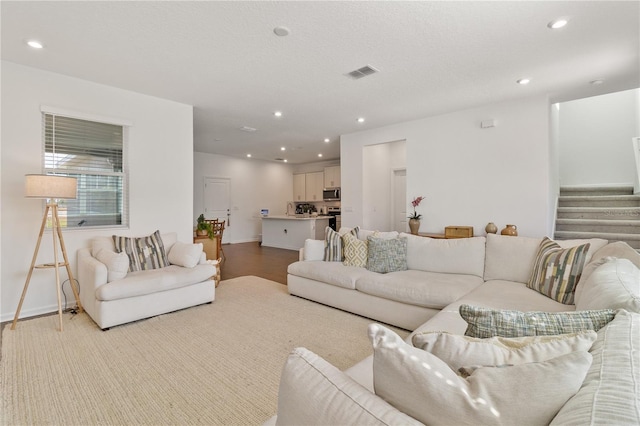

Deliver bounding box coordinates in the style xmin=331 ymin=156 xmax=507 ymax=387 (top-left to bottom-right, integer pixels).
xmin=460 ymin=304 xmax=615 ymax=338
xmin=323 ymin=226 xmax=359 ymax=262
xmin=527 ymin=237 xmax=591 ymax=304
xmin=113 ymin=230 xmax=170 ymax=272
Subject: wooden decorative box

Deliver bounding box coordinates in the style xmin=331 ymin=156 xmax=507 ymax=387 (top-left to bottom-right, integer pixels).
xmin=444 ymin=226 xmax=474 ymax=239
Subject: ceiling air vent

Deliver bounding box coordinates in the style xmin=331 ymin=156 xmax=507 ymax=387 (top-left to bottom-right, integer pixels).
xmin=346 ymin=65 xmax=379 ymax=80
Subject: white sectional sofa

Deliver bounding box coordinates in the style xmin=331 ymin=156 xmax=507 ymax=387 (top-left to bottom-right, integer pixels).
xmin=77 ymin=232 xmax=216 ymax=329
xmin=274 ymin=230 xmax=640 ymax=425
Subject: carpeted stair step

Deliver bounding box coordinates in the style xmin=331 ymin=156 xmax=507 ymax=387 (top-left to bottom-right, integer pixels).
xmin=558 ymin=195 xmax=640 ymax=208
xmin=555 ymin=218 xmax=640 ymax=234
xmin=557 ymin=206 xmax=640 ymax=220
xmin=554 ymin=230 xmax=640 ymax=249
xmin=559 ymin=185 xmax=634 ymax=197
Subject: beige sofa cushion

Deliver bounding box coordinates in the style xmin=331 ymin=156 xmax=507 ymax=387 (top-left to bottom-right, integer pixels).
xmin=275 ymin=347 xmax=422 ymax=426
xmin=575 ymin=258 xmax=640 ymax=313
xmin=355 ymin=269 xmax=484 ymax=310
xmin=287 ymin=261 xmax=373 ymax=290
xmin=369 ymin=324 xmax=592 ymax=426
xmin=403 ymin=233 xmax=486 ymax=278
xmin=411 ymin=280 xmax=577 ymax=337
xmin=580 ymin=241 xmax=640 ymax=284
xmin=551 ymin=310 xmax=640 ymax=425
xmin=95 ymin=264 xmax=215 ymax=301
xmin=484 ymin=234 xmax=542 ymax=283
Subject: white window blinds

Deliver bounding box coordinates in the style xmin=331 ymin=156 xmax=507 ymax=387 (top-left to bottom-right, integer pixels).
xmin=43 ymin=113 xmax=128 ymax=229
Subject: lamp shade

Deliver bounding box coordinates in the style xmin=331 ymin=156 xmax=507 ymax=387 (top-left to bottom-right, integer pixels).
xmin=25 ymin=174 xmax=77 ymax=199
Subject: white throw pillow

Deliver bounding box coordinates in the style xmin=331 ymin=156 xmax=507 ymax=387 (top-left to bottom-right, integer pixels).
xmin=168 ymin=241 xmax=203 ymax=268
xmin=303 ymin=239 xmax=325 ymax=261
xmin=369 ymin=324 xmax=592 ymax=426
xmin=95 ymin=248 xmax=129 ymax=282
xmin=575 ymin=258 xmax=640 ymax=313
xmin=412 ymin=330 xmax=597 ymax=372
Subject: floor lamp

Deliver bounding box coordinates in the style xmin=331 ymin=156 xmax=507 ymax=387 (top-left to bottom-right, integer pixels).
xmin=11 ymin=174 xmax=83 ymax=332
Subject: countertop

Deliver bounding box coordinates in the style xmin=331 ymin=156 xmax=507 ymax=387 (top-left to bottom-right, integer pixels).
xmin=262 ymin=215 xmax=330 ymax=220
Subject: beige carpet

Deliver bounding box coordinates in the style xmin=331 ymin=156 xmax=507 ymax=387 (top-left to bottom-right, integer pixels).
xmin=1 ymin=276 xmax=409 ymax=425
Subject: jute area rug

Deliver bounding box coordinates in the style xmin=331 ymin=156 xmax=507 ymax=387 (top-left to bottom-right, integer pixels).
xmin=1 ymin=276 xmax=409 ymax=425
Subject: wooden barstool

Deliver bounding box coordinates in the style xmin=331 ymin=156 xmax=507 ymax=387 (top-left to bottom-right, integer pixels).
xmin=212 ymin=220 xmax=225 ymax=264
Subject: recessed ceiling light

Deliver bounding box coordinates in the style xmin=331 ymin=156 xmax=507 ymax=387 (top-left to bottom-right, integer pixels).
xmin=324 ymin=138 xmax=330 ymax=143
xmin=357 ymin=117 xmax=365 ymax=123
xmin=318 ymin=154 xmax=323 ymax=158
xmin=273 ymin=26 xmax=290 ymax=37
xmin=547 ymin=19 xmax=568 ymax=29
xmin=246 ymin=154 xmax=252 ymax=158
xmin=27 ymin=40 xmax=43 ymax=49
xmin=517 ymin=78 xmax=531 ymax=85
xmin=280 ymin=147 xmax=286 ymax=151
xmin=590 ymin=79 xmax=604 ymax=85
xmin=274 ymin=111 xmax=282 ymax=117
xmin=283 ymin=159 xmax=288 ymax=163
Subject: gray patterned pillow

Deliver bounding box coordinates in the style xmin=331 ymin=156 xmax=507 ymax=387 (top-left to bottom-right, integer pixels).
xmin=460 ymin=304 xmax=615 ymax=338
xmin=113 ymin=230 xmax=169 ymax=272
xmin=366 ymin=237 xmax=408 ymax=274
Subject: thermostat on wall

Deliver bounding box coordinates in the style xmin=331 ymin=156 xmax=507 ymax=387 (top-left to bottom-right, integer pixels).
xmin=260 ymin=209 xmax=269 ymax=216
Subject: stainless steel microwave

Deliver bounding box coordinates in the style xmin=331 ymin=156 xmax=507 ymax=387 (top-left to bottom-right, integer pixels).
xmin=323 ymin=188 xmax=340 ymax=201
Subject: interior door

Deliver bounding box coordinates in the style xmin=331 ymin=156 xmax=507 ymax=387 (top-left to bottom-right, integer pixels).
xmin=204 ymin=177 xmax=230 ymax=226
xmin=392 ymin=169 xmax=407 ymax=233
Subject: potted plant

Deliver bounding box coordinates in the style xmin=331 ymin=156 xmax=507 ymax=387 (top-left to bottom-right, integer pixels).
xmin=408 ymin=196 xmax=425 ymax=235
xmin=196 ymin=214 xmax=214 ymax=238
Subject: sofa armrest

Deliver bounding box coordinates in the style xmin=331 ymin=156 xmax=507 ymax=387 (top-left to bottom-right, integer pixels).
xmin=77 ymin=248 xmax=108 ymax=296
xmin=276 ymin=348 xmax=423 ymax=426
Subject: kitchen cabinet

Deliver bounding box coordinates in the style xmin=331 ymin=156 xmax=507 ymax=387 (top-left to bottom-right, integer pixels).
xmin=324 ymin=166 xmax=341 ymax=188
xmin=293 ymin=174 xmax=306 ymax=201
xmin=305 ymin=172 xmax=324 ymax=201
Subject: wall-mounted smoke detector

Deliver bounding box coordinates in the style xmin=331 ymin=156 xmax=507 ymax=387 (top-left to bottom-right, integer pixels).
xmin=346 ymin=65 xmax=379 ymax=80
xmin=240 ymin=126 xmax=257 ymax=132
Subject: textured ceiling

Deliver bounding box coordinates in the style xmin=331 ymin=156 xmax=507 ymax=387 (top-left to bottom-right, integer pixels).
xmin=2 ymin=1 xmax=639 ymax=164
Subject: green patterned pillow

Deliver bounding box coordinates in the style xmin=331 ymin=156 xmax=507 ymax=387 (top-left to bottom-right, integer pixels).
xmin=366 ymin=237 xmax=408 ymax=274
xmin=460 ymin=304 xmax=615 ymax=338
xmin=528 ymin=237 xmax=591 ymax=304
xmin=113 ymin=230 xmax=169 ymax=272
xmin=343 ymin=232 xmax=368 ymax=267
xmin=323 ymin=226 xmax=358 ymax=262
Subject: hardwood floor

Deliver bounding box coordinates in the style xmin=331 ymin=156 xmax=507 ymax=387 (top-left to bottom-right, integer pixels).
xmin=220 ymin=242 xmax=299 ymax=285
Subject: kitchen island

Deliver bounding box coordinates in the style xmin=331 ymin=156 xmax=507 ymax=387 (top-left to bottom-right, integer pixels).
xmin=261 ymin=215 xmax=330 ymax=251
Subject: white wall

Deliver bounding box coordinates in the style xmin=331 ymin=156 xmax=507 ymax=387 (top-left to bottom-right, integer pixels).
xmin=1 ymin=62 xmax=194 ymax=322
xmin=341 ymin=96 xmax=552 ymax=238
xmin=559 ymin=89 xmax=639 ymax=187
xmin=193 ymin=153 xmax=294 ymax=243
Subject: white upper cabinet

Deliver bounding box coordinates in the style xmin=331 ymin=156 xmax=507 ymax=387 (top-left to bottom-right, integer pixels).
xmin=293 ymin=174 xmax=306 ymax=201
xmin=305 ymin=172 xmax=324 ymax=201
xmin=324 ymin=166 xmax=341 ymax=188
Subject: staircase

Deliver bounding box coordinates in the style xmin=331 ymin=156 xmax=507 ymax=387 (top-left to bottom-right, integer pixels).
xmin=555 ymin=186 xmax=640 ymax=250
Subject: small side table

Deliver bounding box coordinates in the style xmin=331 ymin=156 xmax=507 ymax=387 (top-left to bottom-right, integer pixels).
xmin=194 ymin=236 xmax=220 ymax=287
xmin=194 ymin=235 xmax=219 ymax=261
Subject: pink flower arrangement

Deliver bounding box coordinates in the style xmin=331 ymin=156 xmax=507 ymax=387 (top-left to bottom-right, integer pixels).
xmin=408 ymin=196 xmax=425 ymax=220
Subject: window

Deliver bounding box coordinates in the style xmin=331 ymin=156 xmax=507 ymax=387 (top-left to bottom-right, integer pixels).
xmin=43 ymin=112 xmax=128 ymax=229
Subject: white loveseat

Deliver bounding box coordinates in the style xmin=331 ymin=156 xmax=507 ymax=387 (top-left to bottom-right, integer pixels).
xmin=77 ymin=232 xmax=216 ymax=329
xmin=274 ymin=230 xmax=640 ymax=425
